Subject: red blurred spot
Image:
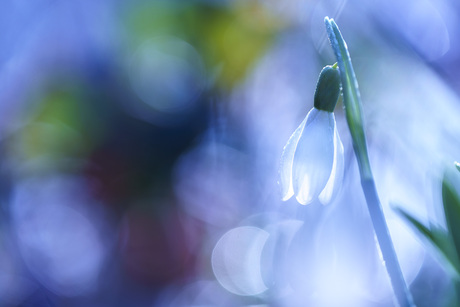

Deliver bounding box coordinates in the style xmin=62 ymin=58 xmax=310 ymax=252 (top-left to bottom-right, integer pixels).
xmin=119 ymin=208 xmax=201 ymax=286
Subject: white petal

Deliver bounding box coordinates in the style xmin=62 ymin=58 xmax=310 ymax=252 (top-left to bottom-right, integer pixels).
xmin=292 ymin=109 xmax=335 ymax=205
xmin=279 ymin=115 xmax=308 ymax=201
xmin=318 ymin=118 xmax=344 ymax=205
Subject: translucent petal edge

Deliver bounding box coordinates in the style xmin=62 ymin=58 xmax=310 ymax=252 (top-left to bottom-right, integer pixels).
xmin=319 ymin=119 xmax=344 ymax=205
xmin=279 ymin=114 xmax=308 ymax=201
xmin=293 ymin=110 xmax=334 ymax=205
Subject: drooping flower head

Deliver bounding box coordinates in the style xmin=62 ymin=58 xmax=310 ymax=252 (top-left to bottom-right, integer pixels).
xmin=280 ymin=65 xmax=344 ymax=205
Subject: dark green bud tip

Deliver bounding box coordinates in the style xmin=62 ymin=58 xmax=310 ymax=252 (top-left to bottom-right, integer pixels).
xmin=314 ymin=65 xmax=341 ymax=113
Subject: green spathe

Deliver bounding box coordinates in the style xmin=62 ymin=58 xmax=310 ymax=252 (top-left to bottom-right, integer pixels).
xmin=314 ymin=65 xmax=341 ymax=113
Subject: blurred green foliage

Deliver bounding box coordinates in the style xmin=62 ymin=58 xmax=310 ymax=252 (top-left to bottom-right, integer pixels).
xmin=7 ymin=82 xmax=104 ymax=174
xmin=125 ymin=1 xmax=282 ymax=89
xmin=396 ymin=163 xmax=460 ymax=305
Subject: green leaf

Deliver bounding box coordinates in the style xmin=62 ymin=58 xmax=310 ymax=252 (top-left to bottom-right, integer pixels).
xmin=394 ymin=206 xmax=460 ymax=278
xmin=443 ymin=174 xmax=460 ymax=264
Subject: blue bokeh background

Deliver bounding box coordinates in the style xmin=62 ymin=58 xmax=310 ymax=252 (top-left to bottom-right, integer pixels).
xmin=1 ymin=0 xmax=460 ymax=306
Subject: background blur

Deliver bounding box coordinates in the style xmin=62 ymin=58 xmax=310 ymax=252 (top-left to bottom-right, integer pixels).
xmin=1 ymin=0 xmax=460 ymax=306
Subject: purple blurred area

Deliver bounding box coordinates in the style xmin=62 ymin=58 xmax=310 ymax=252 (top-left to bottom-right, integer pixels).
xmin=1 ymin=0 xmax=460 ymax=306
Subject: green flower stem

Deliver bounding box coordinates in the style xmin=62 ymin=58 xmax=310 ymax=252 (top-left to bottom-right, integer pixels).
xmin=362 ymin=179 xmax=415 ymax=307
xmin=324 ymin=17 xmax=415 ymax=307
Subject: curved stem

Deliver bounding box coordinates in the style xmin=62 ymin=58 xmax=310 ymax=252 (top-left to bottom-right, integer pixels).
xmin=324 ymin=17 xmax=415 ymax=306
xmin=362 ymin=178 xmax=414 ymax=307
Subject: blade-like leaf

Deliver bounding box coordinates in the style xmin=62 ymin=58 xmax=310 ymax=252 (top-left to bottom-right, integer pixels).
xmin=395 ymin=206 xmax=460 ymax=278
xmin=443 ymin=174 xmax=460 ymax=264
xmin=324 ymin=17 xmax=371 ymax=180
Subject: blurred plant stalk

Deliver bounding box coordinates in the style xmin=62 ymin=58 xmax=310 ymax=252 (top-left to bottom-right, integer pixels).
xmin=324 ymin=17 xmax=415 ymax=307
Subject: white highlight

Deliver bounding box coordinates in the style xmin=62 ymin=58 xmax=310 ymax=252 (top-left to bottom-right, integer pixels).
xmin=212 ymin=226 xmax=269 ymax=296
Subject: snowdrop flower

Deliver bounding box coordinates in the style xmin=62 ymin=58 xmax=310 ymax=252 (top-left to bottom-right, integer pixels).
xmin=280 ymin=65 xmax=344 ymax=205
